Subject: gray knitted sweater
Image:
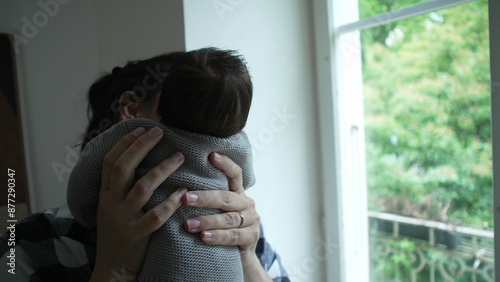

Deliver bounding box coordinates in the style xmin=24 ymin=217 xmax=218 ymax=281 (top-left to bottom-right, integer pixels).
xmin=67 ymin=118 xmax=255 ymax=282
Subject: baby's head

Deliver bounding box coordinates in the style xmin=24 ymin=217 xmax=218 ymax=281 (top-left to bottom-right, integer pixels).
xmin=158 ymin=47 xmax=253 ymax=137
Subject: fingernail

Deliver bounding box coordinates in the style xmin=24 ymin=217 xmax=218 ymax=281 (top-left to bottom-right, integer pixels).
xmin=173 ymin=152 xmax=184 ymax=162
xmin=178 ymin=188 xmax=188 ymax=195
xmin=203 ymin=231 xmax=213 ymax=238
xmin=213 ymin=152 xmax=222 ymax=160
xmin=187 ymin=219 xmax=201 ymax=229
xmin=148 ymin=127 xmax=162 ymax=137
xmin=132 ymin=127 xmax=146 ymax=136
xmin=187 ymin=192 xmax=198 ymax=204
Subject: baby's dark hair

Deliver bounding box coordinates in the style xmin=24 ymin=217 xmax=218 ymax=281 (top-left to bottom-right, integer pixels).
xmin=158 ymin=47 xmax=253 ymax=137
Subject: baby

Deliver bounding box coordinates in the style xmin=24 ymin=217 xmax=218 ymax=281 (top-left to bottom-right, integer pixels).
xmin=67 ymin=47 xmax=255 ymax=281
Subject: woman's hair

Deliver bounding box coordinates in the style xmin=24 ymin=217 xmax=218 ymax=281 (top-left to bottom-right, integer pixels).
xmin=158 ymin=47 xmax=253 ymax=137
xmin=82 ymin=52 xmax=183 ymax=149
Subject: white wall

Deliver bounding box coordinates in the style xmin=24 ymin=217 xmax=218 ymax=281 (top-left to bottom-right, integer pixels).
xmin=1 ymin=1 xmax=325 ymax=280
xmin=0 ymin=0 xmax=187 ymax=212
xmin=183 ymin=1 xmax=324 ymax=280
xmin=0 ymin=0 xmax=100 ymax=211
xmin=92 ymin=0 xmax=185 ymax=70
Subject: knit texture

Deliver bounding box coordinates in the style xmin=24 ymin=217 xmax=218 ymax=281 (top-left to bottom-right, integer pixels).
xmin=67 ymin=118 xmax=255 ymax=281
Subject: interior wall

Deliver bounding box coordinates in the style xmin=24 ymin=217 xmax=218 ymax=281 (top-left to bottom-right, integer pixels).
xmin=1 ymin=1 xmax=324 ymax=279
xmin=0 ymin=0 xmax=187 ymax=212
xmin=183 ymin=1 xmax=324 ymax=280
xmin=0 ymin=0 xmax=100 ymax=211
xmin=92 ymin=0 xmax=185 ymax=70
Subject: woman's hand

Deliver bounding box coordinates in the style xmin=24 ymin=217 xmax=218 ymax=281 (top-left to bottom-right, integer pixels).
xmin=90 ymin=127 xmax=187 ymax=282
xmin=183 ymin=152 xmax=272 ymax=281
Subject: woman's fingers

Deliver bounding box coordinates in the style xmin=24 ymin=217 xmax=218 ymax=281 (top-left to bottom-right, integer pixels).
xmin=94 ymin=126 xmax=186 ymax=278
xmin=100 ymin=127 xmax=146 ymax=192
xmin=138 ymin=188 xmax=187 ymax=233
xmin=199 ymin=226 xmax=260 ymax=248
xmin=182 ymin=189 xmax=252 ymax=211
xmin=125 ymin=152 xmax=185 ymax=213
xmin=185 ymin=210 xmax=259 ymax=233
xmin=104 ymin=127 xmax=164 ymax=199
xmin=183 ymin=153 xmax=247 ymax=210
xmin=209 ymin=152 xmax=244 ymax=193
xmin=182 ymin=153 xmax=263 ymax=254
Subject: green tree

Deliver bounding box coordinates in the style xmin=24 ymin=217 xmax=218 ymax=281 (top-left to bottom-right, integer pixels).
xmin=361 ymin=0 xmax=492 ymax=226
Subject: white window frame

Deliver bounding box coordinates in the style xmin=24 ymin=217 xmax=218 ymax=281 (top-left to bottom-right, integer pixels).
xmin=313 ymin=0 xmax=500 ymax=281
xmin=489 ymin=0 xmax=500 ymax=277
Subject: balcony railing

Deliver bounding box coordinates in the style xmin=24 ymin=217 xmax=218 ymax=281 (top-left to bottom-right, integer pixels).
xmin=368 ymin=211 xmax=494 ymax=282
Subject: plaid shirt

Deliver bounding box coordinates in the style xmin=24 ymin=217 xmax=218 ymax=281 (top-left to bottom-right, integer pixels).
xmin=0 ymin=203 xmax=289 ymax=281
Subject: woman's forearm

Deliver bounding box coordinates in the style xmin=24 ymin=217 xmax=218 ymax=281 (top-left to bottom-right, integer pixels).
xmin=242 ymin=252 xmax=273 ymax=282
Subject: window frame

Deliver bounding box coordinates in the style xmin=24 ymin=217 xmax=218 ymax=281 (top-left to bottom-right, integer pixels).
xmin=488 ymin=0 xmax=500 ymax=277
xmin=313 ymin=0 xmax=499 ymax=281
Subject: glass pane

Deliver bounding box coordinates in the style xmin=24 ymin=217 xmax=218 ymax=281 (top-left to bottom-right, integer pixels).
xmin=360 ymin=0 xmax=494 ymax=280
xmin=359 ymin=0 xmax=431 ymax=19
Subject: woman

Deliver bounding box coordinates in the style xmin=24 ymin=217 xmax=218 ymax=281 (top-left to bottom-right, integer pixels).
xmin=0 ymin=52 xmax=289 ymax=281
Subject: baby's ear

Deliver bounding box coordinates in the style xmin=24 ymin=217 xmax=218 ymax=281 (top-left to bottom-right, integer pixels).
xmin=118 ymin=91 xmax=139 ymax=120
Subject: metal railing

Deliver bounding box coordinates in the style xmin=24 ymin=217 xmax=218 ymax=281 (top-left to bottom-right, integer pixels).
xmin=368 ymin=211 xmax=494 ymax=282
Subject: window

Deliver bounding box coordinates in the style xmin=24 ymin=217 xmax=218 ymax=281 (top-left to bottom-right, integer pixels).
xmin=313 ymin=0 xmax=499 ymax=281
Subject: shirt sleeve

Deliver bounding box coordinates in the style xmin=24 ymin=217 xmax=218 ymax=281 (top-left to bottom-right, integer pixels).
xmin=256 ymin=224 xmax=290 ymax=282
xmin=0 ymin=207 xmax=95 ymax=281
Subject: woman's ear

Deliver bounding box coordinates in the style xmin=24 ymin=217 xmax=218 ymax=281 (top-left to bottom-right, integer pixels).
xmin=118 ymin=91 xmax=139 ymax=120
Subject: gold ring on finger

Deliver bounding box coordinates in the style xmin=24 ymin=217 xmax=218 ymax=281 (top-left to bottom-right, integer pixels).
xmin=237 ymin=211 xmax=245 ymax=228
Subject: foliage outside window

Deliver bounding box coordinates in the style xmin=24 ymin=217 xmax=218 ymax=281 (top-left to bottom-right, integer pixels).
xmin=359 ymin=0 xmax=493 ymax=280
xmin=362 ymin=0 xmax=491 ymax=227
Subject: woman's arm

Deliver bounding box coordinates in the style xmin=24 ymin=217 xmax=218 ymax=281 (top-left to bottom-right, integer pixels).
xmin=90 ymin=129 xmax=287 ymax=281
xmin=90 ymin=127 xmax=187 ymax=281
